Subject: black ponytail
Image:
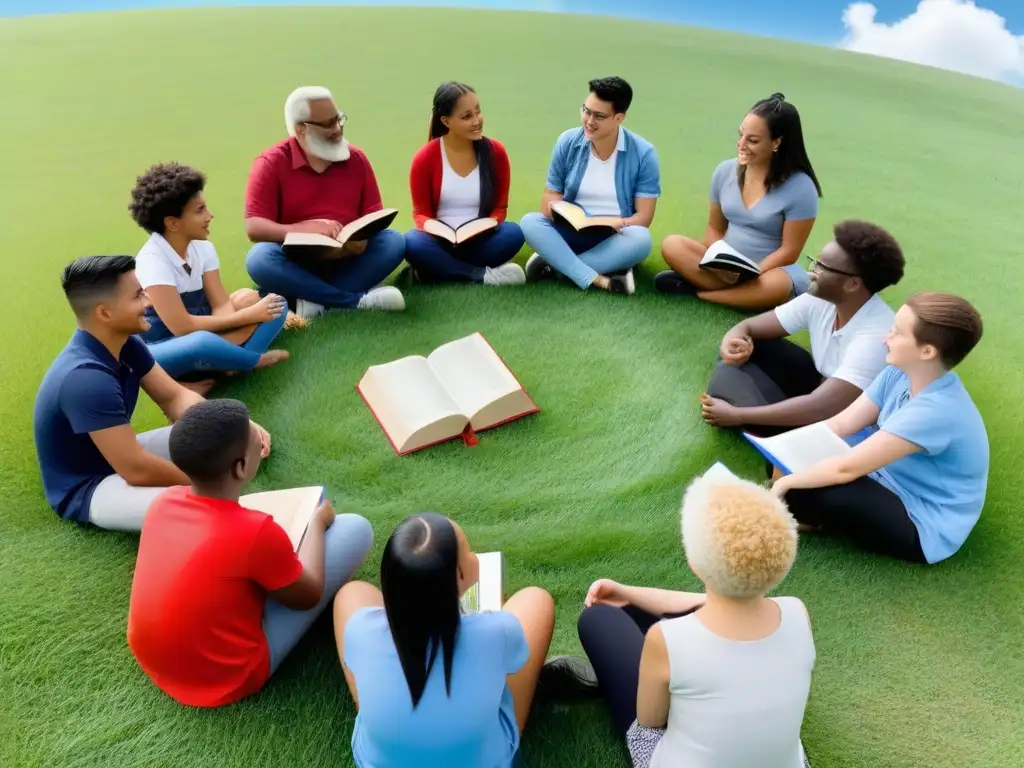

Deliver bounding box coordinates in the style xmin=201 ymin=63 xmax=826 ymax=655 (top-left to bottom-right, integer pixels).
xmin=429 ymin=80 xmax=497 ymax=217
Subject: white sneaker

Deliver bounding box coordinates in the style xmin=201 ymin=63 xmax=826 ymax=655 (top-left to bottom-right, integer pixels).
xmin=483 ymin=263 xmax=526 ymax=286
xmin=608 ymin=269 xmax=636 ymax=295
xmin=295 ymin=299 xmax=326 ymax=319
xmin=357 ymin=286 xmax=406 ymax=311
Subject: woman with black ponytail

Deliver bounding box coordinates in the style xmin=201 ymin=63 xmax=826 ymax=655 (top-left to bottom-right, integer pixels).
xmin=333 ymin=513 xmax=571 ymax=766
xmin=657 ymin=93 xmax=823 ymax=311
xmin=405 ymin=82 xmax=526 ymax=285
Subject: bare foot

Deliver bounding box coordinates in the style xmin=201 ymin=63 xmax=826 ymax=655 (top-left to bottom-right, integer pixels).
xmin=181 ymin=378 xmax=216 ymax=396
xmin=255 ymin=349 xmax=290 ymax=369
xmin=284 ymin=311 xmax=308 ymax=331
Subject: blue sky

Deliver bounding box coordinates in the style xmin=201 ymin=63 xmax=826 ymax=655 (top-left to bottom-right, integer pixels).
xmin=3 ymin=1 xmax=1023 ymax=82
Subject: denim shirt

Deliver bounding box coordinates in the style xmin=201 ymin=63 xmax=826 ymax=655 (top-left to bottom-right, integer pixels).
xmin=544 ymin=126 xmax=661 ymax=218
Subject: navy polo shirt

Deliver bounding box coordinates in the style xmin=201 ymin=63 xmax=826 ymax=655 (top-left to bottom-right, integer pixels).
xmin=33 ymin=330 xmax=155 ymax=522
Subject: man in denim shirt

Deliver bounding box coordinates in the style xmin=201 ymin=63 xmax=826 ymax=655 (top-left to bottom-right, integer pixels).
xmin=520 ymin=77 xmax=661 ymax=295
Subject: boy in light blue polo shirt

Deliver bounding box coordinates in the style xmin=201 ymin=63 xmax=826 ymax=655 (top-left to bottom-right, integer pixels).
xmin=773 ymin=292 xmax=988 ymax=564
xmin=520 ymin=76 xmax=660 ymax=295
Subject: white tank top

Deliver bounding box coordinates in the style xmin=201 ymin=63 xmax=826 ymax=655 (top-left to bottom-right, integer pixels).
xmin=651 ymin=596 xmax=815 ymax=768
xmin=436 ymin=138 xmax=481 ymax=229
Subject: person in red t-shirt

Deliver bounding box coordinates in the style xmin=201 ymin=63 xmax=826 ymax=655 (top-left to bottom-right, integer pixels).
xmin=127 ymin=398 xmax=373 ymax=708
xmin=243 ymin=85 xmax=407 ymax=321
xmin=404 ymin=81 xmax=526 ymax=286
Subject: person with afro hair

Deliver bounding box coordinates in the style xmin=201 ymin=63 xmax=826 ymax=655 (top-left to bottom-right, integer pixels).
xmin=571 ymin=465 xmax=815 ymax=768
xmin=130 ymin=162 xmax=293 ymax=392
xmin=701 ymin=219 xmax=905 ymax=437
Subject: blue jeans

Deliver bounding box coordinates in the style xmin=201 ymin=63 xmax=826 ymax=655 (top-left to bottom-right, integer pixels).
xmin=519 ymin=211 xmax=652 ymax=289
xmin=263 ymin=513 xmax=374 ymax=672
xmin=147 ymin=308 xmax=287 ymax=379
xmin=245 ymin=229 xmax=407 ymax=309
xmin=403 ymin=222 xmax=525 ymax=282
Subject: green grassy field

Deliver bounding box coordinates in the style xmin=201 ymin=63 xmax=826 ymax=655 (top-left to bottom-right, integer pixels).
xmin=1 ymin=6 xmax=1022 ymax=767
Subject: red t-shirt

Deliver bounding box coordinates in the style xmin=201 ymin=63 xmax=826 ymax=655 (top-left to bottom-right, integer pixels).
xmin=127 ymin=487 xmax=303 ymax=708
xmin=243 ymin=137 xmax=384 ymax=227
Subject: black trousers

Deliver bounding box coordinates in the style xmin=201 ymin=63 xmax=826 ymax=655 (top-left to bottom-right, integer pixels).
xmin=785 ymin=476 xmax=927 ymax=563
xmin=707 ymin=338 xmax=823 ymax=437
xmin=577 ymin=604 xmax=699 ymax=740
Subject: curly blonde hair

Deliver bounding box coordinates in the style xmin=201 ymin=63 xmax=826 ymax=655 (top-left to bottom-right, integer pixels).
xmin=681 ymin=468 xmax=798 ymax=599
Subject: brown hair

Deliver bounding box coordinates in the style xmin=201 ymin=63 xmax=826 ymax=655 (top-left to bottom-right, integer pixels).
xmin=905 ymin=292 xmax=984 ymax=369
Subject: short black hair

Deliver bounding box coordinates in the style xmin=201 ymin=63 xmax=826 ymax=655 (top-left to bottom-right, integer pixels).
xmin=168 ymin=399 xmax=252 ymax=483
xmin=833 ymin=220 xmax=906 ymax=294
xmin=61 ymin=255 xmax=137 ymax=317
xmin=588 ymin=76 xmax=632 ymax=114
xmin=129 ymin=162 xmax=206 ymax=234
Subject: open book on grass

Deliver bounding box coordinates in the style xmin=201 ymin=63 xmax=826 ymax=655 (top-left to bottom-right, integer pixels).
xmin=550 ymin=200 xmax=620 ymax=233
xmin=743 ymin=422 xmax=852 ymax=475
xmin=460 ymin=551 xmax=505 ymax=614
xmin=356 ymin=332 xmax=539 ymax=455
xmin=424 ymin=217 xmax=498 ymax=245
xmin=283 ymin=209 xmax=399 ymax=258
xmin=239 ymin=486 xmax=325 ymax=551
xmin=699 ymin=240 xmax=762 ymax=280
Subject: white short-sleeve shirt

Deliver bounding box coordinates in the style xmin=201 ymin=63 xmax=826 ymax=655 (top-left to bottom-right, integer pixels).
xmin=572 ymin=127 xmax=623 ymax=217
xmin=774 ymin=293 xmax=894 ymax=390
xmin=135 ymin=232 xmax=219 ymax=292
xmin=436 ymin=138 xmax=482 ymax=230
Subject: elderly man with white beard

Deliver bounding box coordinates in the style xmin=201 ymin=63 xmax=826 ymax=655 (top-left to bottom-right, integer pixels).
xmin=244 ymin=86 xmax=407 ymax=319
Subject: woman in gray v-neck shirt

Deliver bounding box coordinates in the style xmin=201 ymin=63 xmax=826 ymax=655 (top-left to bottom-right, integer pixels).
xmin=657 ymin=93 xmax=823 ymax=311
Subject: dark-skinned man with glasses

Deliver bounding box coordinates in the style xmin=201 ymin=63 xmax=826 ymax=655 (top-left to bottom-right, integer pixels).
xmin=244 ymin=86 xmax=407 ymax=320
xmin=700 ymin=220 xmax=906 ymax=437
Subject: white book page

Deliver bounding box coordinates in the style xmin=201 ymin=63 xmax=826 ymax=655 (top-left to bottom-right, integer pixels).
xmin=239 ymin=486 xmax=323 ymax=550
xmin=426 ymin=334 xmax=522 ymax=425
xmin=701 ymin=239 xmax=759 ymax=269
xmin=359 ymin=355 xmax=467 ymax=451
xmin=754 ymin=422 xmax=851 ymax=474
xmin=460 ymin=551 xmax=505 ymax=613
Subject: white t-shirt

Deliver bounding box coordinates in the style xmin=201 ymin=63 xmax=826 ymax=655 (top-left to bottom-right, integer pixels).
xmin=572 ymin=127 xmax=623 ymax=217
xmin=774 ymin=293 xmax=894 ymax=390
xmin=135 ymin=233 xmax=220 ymax=341
xmin=436 ymin=138 xmax=482 ymax=230
xmin=651 ymin=597 xmax=815 ymax=768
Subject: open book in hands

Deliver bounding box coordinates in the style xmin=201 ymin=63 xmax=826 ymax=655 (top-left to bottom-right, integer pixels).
xmin=699 ymin=240 xmax=762 ymax=281
xmin=357 ymin=332 xmax=539 ymax=455
xmin=239 ymin=486 xmax=326 ymax=551
xmin=283 ymin=209 xmax=399 ymax=259
xmin=743 ymin=422 xmax=852 ymax=475
xmin=460 ymin=551 xmax=505 ymax=614
xmin=549 ymin=200 xmax=621 ymax=233
xmin=423 ymin=217 xmax=498 ymax=245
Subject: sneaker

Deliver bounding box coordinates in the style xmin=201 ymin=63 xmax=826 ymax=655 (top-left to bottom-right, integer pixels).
xmin=536 ymin=655 xmax=600 ymax=701
xmin=357 ymin=286 xmax=406 ymax=311
xmin=295 ymin=299 xmax=326 ymax=320
xmin=524 ymin=253 xmax=556 ymax=282
xmin=483 ymin=263 xmax=526 ymax=286
xmin=654 ymin=269 xmax=697 ymax=295
xmin=607 ymin=268 xmax=636 ymax=295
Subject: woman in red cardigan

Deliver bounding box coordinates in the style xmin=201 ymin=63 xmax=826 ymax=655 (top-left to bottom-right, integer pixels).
xmin=404 ymin=82 xmax=526 ymax=285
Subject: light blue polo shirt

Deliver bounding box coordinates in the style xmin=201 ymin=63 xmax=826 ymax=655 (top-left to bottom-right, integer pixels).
xmin=544 ymin=126 xmax=661 ymax=217
xmin=862 ymin=365 xmax=989 ymax=563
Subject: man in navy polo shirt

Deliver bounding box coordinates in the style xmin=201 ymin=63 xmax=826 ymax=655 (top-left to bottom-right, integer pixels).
xmin=32 ymin=255 xmax=273 ymax=531
xmin=243 ymin=85 xmax=407 ymax=320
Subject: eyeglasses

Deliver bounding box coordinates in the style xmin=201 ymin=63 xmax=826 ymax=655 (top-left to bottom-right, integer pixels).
xmin=303 ymin=112 xmax=347 ymax=130
xmin=580 ymin=104 xmax=610 ymax=122
xmin=807 ymin=256 xmax=859 ymax=278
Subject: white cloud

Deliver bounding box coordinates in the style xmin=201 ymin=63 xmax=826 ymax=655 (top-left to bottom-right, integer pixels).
xmin=840 ymin=0 xmax=1024 ymax=82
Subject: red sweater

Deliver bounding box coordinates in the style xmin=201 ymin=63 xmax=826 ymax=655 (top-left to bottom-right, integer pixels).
xmin=409 ymin=137 xmax=511 ymax=228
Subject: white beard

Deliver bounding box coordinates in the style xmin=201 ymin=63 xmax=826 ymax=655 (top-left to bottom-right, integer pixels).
xmin=305 ymin=133 xmax=351 ymax=163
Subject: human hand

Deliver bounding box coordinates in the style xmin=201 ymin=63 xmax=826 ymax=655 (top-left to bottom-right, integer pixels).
xmin=246 ymin=293 xmax=287 ymax=323
xmin=720 ymin=334 xmax=753 ymax=365
xmin=251 ymin=421 xmax=271 ymax=458
xmin=585 ymin=579 xmax=630 ymax=608
xmin=700 ymin=394 xmax=743 ymax=428
xmin=771 ymin=475 xmax=794 ymax=498
xmin=316 ymin=498 xmax=336 ymax=528
xmin=296 ymin=219 xmax=343 ymax=238
xmin=342 ymin=239 xmax=368 ymax=255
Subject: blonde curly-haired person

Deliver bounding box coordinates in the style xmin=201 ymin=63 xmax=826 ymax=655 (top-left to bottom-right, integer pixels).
xmin=573 ymin=467 xmax=814 ymax=768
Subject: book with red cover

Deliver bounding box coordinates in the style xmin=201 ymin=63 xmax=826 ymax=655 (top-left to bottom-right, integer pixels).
xmin=356 ymin=332 xmax=540 ymax=455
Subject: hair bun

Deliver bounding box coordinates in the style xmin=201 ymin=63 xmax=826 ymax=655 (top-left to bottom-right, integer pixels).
xmin=770 ymin=92 xmax=786 ymax=101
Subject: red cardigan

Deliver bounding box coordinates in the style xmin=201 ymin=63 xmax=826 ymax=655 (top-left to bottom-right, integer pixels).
xmin=409 ymin=137 xmax=511 ymax=228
